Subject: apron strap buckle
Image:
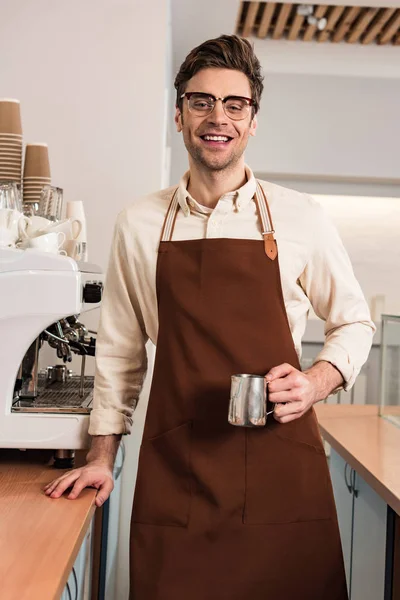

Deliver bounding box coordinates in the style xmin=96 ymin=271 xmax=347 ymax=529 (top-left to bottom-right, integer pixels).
xmin=262 ymin=230 xmax=277 ymax=261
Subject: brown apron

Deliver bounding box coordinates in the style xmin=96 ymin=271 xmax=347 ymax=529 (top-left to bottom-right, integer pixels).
xmin=130 ymin=182 xmax=348 ymax=600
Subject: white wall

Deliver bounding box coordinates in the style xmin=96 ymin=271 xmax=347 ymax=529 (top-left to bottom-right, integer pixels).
xmin=246 ymin=72 xmax=400 ymax=181
xmin=314 ymin=195 xmax=400 ymax=319
xmin=0 ymin=1 xmax=170 ymax=598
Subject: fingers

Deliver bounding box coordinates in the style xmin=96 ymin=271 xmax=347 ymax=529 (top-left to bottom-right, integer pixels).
xmin=68 ymin=475 xmax=92 ymax=500
xmin=268 ymin=391 xmax=294 ymax=404
xmin=274 ymin=406 xmax=308 ymax=424
xmin=265 ymin=363 xmax=295 ymax=383
xmin=95 ymin=478 xmax=114 ymax=507
xmin=268 ymin=372 xmax=301 ymax=394
xmin=44 ymin=470 xmax=81 ymax=499
xmin=274 ymin=400 xmax=304 ymax=419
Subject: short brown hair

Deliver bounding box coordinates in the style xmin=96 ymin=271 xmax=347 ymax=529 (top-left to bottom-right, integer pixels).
xmin=174 ymin=34 xmax=264 ymax=115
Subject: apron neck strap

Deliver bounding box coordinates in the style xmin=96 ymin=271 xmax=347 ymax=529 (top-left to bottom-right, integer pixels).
xmin=160 ymin=180 xmax=277 ymax=260
xmin=160 ymin=187 xmax=180 ymax=242
xmin=254 ymin=181 xmax=277 ymax=260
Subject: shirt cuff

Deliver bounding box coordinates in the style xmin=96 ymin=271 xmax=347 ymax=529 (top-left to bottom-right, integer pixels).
xmin=88 ymin=408 xmax=133 ymax=436
xmin=313 ymin=347 xmax=357 ymax=393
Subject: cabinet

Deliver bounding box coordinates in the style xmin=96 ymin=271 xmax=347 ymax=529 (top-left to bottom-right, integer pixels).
xmin=61 ymin=442 xmax=125 ymax=600
xmin=330 ymin=450 xmax=353 ymax=591
xmin=330 ymin=448 xmax=389 ymax=599
xmin=351 ymin=472 xmax=387 ymax=600
xmin=60 ymin=519 xmax=93 ymax=600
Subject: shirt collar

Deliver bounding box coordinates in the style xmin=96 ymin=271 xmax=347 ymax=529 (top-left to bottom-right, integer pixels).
xmin=177 ymin=165 xmax=257 ymax=216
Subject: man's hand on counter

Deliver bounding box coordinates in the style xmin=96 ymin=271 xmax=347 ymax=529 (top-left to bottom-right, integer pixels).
xmin=266 ymin=360 xmax=344 ymax=424
xmin=43 ymin=434 xmax=121 ymax=507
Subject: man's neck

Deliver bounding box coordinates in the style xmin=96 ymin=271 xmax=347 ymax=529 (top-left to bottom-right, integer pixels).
xmin=186 ymin=160 xmax=247 ymax=209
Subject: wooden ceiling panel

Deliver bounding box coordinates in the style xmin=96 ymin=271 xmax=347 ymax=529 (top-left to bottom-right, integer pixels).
xmin=361 ymin=7 xmax=396 ymax=44
xmin=258 ymin=2 xmax=277 ymax=38
xmin=272 ymin=3 xmax=293 ymax=39
xmin=347 ymin=8 xmax=379 ymax=43
xmin=303 ymin=4 xmax=328 ymax=41
xmin=288 ymin=12 xmax=305 ymax=40
xmin=242 ymin=2 xmax=260 ymax=37
xmin=332 ymin=6 xmax=362 ymax=42
xmin=378 ymin=11 xmax=400 ymax=44
xmin=318 ymin=5 xmax=346 ymax=42
xmin=236 ymin=1 xmax=400 ymax=45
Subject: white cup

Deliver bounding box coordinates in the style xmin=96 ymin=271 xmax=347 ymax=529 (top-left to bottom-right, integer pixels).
xmin=19 ymin=231 xmax=66 ymax=254
xmin=19 ymin=215 xmax=52 ymax=239
xmin=45 ymin=218 xmax=82 ymax=242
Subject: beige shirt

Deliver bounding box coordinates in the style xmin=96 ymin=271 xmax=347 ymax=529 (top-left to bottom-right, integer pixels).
xmin=89 ymin=166 xmax=375 ymax=436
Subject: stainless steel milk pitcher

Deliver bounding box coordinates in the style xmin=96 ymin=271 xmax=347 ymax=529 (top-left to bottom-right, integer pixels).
xmin=228 ymin=374 xmax=274 ymax=427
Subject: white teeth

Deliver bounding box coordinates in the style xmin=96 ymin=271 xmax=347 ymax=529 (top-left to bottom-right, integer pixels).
xmin=204 ymin=135 xmax=229 ymax=142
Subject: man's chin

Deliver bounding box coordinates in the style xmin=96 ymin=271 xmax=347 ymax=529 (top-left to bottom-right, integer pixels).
xmin=194 ymin=151 xmax=239 ymax=172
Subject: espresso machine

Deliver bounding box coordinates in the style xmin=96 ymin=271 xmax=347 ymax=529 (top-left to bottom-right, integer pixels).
xmin=0 ymin=247 xmax=103 ymax=467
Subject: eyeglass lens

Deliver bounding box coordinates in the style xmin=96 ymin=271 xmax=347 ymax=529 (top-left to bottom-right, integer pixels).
xmin=188 ymin=94 xmax=250 ymax=120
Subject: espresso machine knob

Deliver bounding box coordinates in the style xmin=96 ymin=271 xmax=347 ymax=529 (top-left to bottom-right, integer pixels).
xmin=83 ymin=282 xmax=102 ymax=304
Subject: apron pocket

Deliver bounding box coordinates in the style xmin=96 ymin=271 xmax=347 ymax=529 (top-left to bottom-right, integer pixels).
xmin=244 ymin=420 xmax=332 ymax=525
xmin=132 ymin=421 xmax=192 ymax=527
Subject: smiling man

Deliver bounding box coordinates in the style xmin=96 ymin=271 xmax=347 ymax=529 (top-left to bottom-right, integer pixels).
xmin=45 ymin=35 xmax=375 ymax=599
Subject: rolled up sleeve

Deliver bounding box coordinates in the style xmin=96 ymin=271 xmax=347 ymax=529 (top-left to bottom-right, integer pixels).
xmin=89 ymin=211 xmax=148 ymax=436
xmin=300 ymin=200 xmax=376 ymax=391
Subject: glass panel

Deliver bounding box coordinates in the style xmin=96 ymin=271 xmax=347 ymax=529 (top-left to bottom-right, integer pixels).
xmin=379 ymin=314 xmax=400 ymax=428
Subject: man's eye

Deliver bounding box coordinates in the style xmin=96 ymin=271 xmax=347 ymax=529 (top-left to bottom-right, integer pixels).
xmin=193 ymin=100 xmax=212 ymax=109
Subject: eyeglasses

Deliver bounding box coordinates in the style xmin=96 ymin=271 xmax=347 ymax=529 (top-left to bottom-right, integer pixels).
xmin=180 ymin=92 xmax=253 ymax=121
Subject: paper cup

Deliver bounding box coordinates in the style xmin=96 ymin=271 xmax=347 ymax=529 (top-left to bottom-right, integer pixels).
xmin=0 ymin=158 xmax=22 ymax=166
xmin=23 ymin=143 xmax=50 ymax=178
xmin=0 ymin=100 xmax=22 ymax=135
xmin=0 ymin=140 xmax=22 ymax=147
xmin=0 ymin=133 xmax=22 ymax=138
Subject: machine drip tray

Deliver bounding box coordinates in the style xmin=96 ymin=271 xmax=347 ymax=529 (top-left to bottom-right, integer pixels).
xmin=12 ymin=375 xmax=94 ymax=414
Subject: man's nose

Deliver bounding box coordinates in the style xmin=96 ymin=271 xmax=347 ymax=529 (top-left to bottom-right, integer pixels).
xmin=207 ymin=99 xmax=228 ymax=126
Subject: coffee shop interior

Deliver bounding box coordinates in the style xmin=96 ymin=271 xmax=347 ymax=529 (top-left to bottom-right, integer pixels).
xmin=0 ymin=0 xmax=400 ymax=598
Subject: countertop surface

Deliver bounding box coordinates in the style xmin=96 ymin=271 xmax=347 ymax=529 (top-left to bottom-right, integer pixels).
xmin=0 ymin=449 xmax=96 ymax=600
xmin=315 ymin=404 xmax=400 ymax=516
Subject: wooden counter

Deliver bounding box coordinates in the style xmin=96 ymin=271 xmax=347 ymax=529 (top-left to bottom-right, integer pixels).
xmin=315 ymin=404 xmax=400 ymax=516
xmin=0 ymin=449 xmax=96 ymax=600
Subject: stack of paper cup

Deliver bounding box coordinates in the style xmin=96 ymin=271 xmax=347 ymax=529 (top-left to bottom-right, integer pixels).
xmin=66 ymin=201 xmax=88 ymax=261
xmin=23 ymin=143 xmax=51 ymax=211
xmin=0 ymin=99 xmax=23 ymax=184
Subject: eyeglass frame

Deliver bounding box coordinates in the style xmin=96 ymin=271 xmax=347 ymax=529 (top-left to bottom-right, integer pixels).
xmin=180 ymin=92 xmax=254 ymax=121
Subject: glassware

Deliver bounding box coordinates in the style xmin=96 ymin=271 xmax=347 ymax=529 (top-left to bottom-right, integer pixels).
xmin=22 ymin=200 xmax=40 ymax=217
xmin=37 ymin=185 xmax=63 ymax=222
xmin=0 ymin=181 xmax=22 ymax=211
xmin=379 ymin=314 xmax=400 ymax=428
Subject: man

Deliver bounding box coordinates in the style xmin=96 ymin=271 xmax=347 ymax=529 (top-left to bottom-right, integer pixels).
xmin=45 ymin=35 xmax=375 ymax=599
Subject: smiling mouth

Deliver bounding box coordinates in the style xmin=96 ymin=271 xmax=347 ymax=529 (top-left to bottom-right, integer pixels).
xmin=200 ymin=134 xmax=233 ymax=145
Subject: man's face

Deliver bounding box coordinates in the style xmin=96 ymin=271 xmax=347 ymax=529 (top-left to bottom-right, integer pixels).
xmin=175 ymin=68 xmax=257 ymax=172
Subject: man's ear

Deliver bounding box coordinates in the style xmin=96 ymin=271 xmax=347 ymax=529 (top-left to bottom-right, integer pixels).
xmin=249 ymin=113 xmax=257 ymax=137
xmin=175 ymin=107 xmax=183 ymax=132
